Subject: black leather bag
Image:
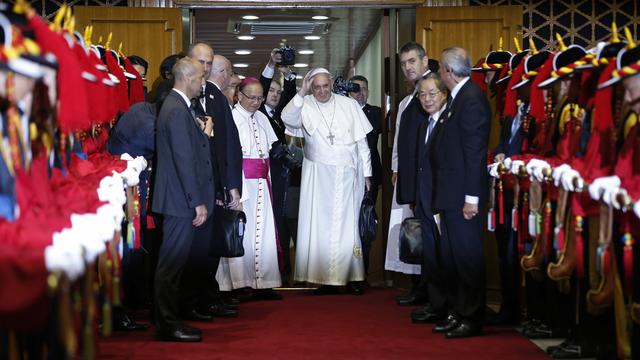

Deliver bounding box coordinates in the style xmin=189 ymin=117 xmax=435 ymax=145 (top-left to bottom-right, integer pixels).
xmin=209 ymin=194 xmax=246 ymax=258
xmin=399 ymin=217 xmax=423 ymax=265
xmin=359 ymin=191 xmax=377 ymax=245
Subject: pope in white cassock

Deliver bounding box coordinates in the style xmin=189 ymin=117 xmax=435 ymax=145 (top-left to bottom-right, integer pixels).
xmin=216 ymin=78 xmax=282 ymax=300
xmin=281 ymin=68 xmax=372 ymax=295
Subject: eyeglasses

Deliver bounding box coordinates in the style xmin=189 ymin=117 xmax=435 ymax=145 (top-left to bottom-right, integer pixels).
xmin=418 ymin=91 xmax=442 ymax=100
xmin=241 ymin=91 xmax=264 ymax=102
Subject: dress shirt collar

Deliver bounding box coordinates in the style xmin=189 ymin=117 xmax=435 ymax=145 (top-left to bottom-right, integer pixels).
xmin=450 ymin=76 xmax=470 ymax=101
xmin=430 ymin=103 xmax=447 ymax=122
xmin=172 ymin=88 xmax=191 ymax=107
xmin=235 ymin=103 xmax=255 ymax=118
xmin=264 ymin=104 xmax=275 ymax=116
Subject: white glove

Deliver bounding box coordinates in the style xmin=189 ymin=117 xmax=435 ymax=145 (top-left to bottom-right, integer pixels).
xmin=634 ymin=201 xmax=640 ymax=219
xmin=503 ymin=157 xmax=512 ymax=171
xmin=526 ymin=159 xmax=551 ymax=182
xmin=510 ymin=160 xmax=525 ymax=176
xmin=488 ymin=162 xmax=500 ymax=178
xmin=588 ymin=176 xmax=621 ymax=201
xmin=552 ymin=164 xmax=572 ymax=187
xmin=560 ymin=168 xmax=581 ymax=191
xmin=44 ymin=240 xmax=85 ymax=281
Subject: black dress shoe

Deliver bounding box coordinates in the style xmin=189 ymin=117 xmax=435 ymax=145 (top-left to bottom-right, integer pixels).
xmin=223 ymin=296 xmax=241 ymax=306
xmin=180 ymin=323 xmax=202 ymax=335
xmin=432 ymin=315 xmax=460 ymax=333
xmin=208 ymin=304 xmax=239 ymax=318
xmin=550 ymin=344 xmax=595 ymax=359
xmin=347 ymin=282 xmax=364 ymax=295
xmin=444 ymin=321 xmax=482 ymax=338
xmin=156 ymin=327 xmax=202 ymax=342
xmin=396 ymin=293 xmax=427 ymax=306
xmin=313 ymin=285 xmax=340 ymax=295
xmin=113 ymin=314 xmax=149 ymax=331
xmin=183 ymin=308 xmax=213 ymax=322
xmin=253 ymin=289 xmax=283 ymax=300
xmin=524 ymin=323 xmax=567 ymax=339
xmin=411 ymin=307 xmax=444 ymax=324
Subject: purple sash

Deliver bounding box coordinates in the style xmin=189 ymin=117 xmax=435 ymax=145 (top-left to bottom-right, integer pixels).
xmin=241 ymin=158 xmax=283 ymax=272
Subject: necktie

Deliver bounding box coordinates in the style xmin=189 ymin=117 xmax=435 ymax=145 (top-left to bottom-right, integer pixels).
xmin=189 ymin=104 xmax=196 ymax=119
xmin=509 ymin=104 xmax=525 ymax=143
xmin=446 ymin=96 xmax=452 ymax=109
xmin=425 ymin=116 xmax=436 ymax=144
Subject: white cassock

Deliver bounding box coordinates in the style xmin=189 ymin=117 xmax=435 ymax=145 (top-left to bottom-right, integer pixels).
xmin=282 ymin=93 xmax=372 ymax=286
xmin=384 ymin=94 xmax=421 ymax=275
xmin=216 ymin=105 xmax=282 ymax=290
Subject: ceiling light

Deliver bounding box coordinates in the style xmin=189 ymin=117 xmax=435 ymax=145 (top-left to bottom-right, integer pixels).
xmin=312 ymin=15 xmax=329 ymax=20
xmin=237 ymin=35 xmax=255 ymax=41
xmin=238 ymin=75 xmax=246 ymax=80
xmin=304 ymin=35 xmax=321 ymax=40
xmin=293 ymin=63 xmax=308 ymax=68
xmin=233 ymin=63 xmax=249 ymax=68
xmin=235 ymin=49 xmax=252 ymax=55
xmin=242 ymin=15 xmax=259 ymax=20
xmin=299 ymin=50 xmax=315 ymax=55
xmin=296 ymin=75 xmax=303 ymax=79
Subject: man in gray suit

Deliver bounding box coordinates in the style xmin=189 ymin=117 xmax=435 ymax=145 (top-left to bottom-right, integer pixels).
xmin=152 ymin=57 xmax=214 ymax=342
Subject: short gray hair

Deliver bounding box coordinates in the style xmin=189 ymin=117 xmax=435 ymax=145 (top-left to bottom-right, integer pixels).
xmin=172 ymin=57 xmax=199 ymax=81
xmin=441 ymin=46 xmax=471 ymax=78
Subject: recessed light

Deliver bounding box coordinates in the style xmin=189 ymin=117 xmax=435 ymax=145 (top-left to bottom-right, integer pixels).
xmin=299 ymin=50 xmax=315 ymax=55
xmin=304 ymin=35 xmax=321 ymax=40
xmin=293 ymin=63 xmax=308 ymax=68
xmin=312 ymin=15 xmax=328 ymax=20
xmin=235 ymin=49 xmax=252 ymax=55
xmin=237 ymin=35 xmax=255 ymax=41
xmin=233 ymin=63 xmax=249 ymax=68
xmin=295 ymin=75 xmax=303 ymax=79
xmin=238 ymin=75 xmax=246 ymax=80
xmin=242 ymin=15 xmax=259 ymax=20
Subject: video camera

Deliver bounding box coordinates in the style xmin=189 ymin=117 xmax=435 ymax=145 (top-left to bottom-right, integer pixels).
xmin=277 ymin=45 xmax=296 ymax=66
xmin=333 ymin=75 xmax=360 ymax=96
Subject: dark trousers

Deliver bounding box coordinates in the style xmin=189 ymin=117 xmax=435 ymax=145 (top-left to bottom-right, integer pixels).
xmin=440 ymin=208 xmax=486 ymax=323
xmin=416 ymin=207 xmax=445 ymax=313
xmin=154 ymin=215 xmax=194 ymax=330
xmin=270 ymin=159 xmax=291 ymax=281
xmin=362 ymin=183 xmax=379 ymax=276
xmin=180 ymin=215 xmax=219 ymax=311
xmin=494 ymin=191 xmax=520 ymax=316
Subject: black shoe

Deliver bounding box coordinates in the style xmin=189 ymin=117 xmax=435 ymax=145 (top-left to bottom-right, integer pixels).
xmin=396 ymin=293 xmax=427 ymax=306
xmin=208 ymin=304 xmax=239 ymax=318
xmin=411 ymin=306 xmax=444 ymax=324
xmin=223 ymin=296 xmax=240 ymax=306
xmin=180 ymin=323 xmax=202 ymax=335
xmin=550 ymin=344 xmax=596 ymax=359
xmin=546 ymin=338 xmax=572 ymax=355
xmin=113 ymin=314 xmax=149 ymax=331
xmin=347 ymin=282 xmax=364 ymax=295
xmin=522 ymin=318 xmax=542 ymax=333
xmin=524 ymin=323 xmax=567 ymax=339
xmin=432 ymin=314 xmax=460 ymax=333
xmin=253 ymin=289 xmax=283 ymax=300
xmin=156 ymin=326 xmax=202 ymax=342
xmin=444 ymin=321 xmax=482 ymax=338
xmin=182 ymin=308 xmax=213 ymax=322
xmin=313 ymin=285 xmax=339 ymax=295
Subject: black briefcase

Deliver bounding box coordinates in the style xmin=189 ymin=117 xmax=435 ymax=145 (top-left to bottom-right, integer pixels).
xmin=399 ymin=217 xmax=423 ymax=265
xmin=359 ymin=191 xmax=377 ymax=245
xmin=209 ymin=204 xmax=246 ymax=258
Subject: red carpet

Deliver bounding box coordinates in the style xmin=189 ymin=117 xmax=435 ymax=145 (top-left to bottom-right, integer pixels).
xmin=98 ymin=288 xmax=549 ymax=359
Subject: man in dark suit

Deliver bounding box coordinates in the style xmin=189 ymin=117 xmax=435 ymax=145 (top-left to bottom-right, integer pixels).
xmin=348 ymin=74 xmax=381 ymax=276
xmin=189 ymin=47 xmax=242 ymax=317
xmin=258 ymin=49 xmax=298 ymax=285
xmin=431 ymin=46 xmax=491 ymax=338
xmin=152 ymin=57 xmax=213 ymax=342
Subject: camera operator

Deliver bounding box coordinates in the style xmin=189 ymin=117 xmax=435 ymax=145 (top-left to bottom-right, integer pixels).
xmin=259 ymin=48 xmax=299 ymax=285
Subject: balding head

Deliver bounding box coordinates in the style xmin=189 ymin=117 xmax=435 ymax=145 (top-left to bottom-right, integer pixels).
xmin=173 ymin=57 xmax=205 ymax=99
xmin=210 ymin=55 xmax=232 ymax=89
xmin=188 ymin=42 xmax=214 ymax=79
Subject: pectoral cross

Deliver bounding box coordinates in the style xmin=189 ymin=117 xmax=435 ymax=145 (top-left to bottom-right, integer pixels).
xmin=327 ymin=132 xmax=335 ymax=145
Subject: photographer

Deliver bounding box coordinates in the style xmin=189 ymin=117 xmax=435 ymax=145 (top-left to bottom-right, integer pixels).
xmin=259 ymin=48 xmax=299 ymax=285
